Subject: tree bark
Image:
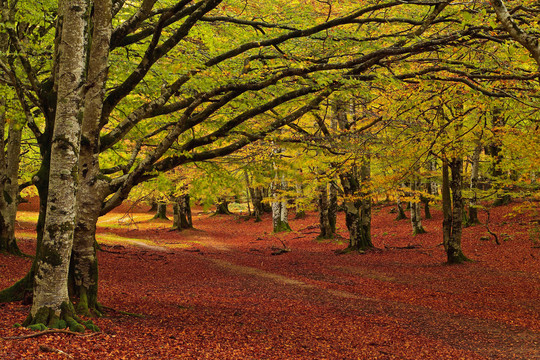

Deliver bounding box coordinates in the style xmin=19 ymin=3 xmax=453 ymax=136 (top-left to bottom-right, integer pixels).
xmin=25 ymin=0 xmax=88 ymax=328
xmin=271 ymin=176 xmax=290 ymax=232
xmin=318 ymin=182 xmax=332 ymax=238
xmin=410 ymin=178 xmax=426 ymax=235
xmin=467 ymin=141 xmax=482 ymax=226
xmin=0 ymin=103 xmax=23 ymax=255
xmin=173 ymin=192 xmax=192 ymax=230
xmin=153 ymin=201 xmax=169 ymax=219
xmin=340 ymin=162 xmax=372 ymax=251
xmin=446 ymin=157 xmax=469 ymax=264
xmin=70 ymin=0 xmax=112 ymax=317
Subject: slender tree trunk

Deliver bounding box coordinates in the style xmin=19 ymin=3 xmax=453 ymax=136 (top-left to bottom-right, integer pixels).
xmin=0 ymin=6 xmax=22 ymax=256
xmin=271 ymin=176 xmax=291 ymax=232
xmin=0 ymin=106 xmax=23 ymax=255
xmin=328 ymin=180 xmax=338 ymax=233
xmin=467 ymin=142 xmax=482 ymax=225
xmin=294 ymin=182 xmax=306 ymax=219
xmin=25 ymin=0 xmax=88 ymax=328
xmin=446 ymin=157 xmax=469 ymax=263
xmin=410 ymin=178 xmax=426 ymax=235
xmin=442 ymin=159 xmax=452 ymax=254
xmin=318 ymin=183 xmax=332 ymax=238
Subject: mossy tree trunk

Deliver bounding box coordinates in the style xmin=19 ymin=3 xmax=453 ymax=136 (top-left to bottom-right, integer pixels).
xmin=442 ymin=157 xmax=469 ymax=264
xmin=173 ymin=193 xmax=192 ymax=230
xmin=153 ymin=201 xmax=169 ymax=219
xmin=70 ymin=0 xmax=112 ymax=318
xmin=27 ymin=0 xmax=88 ymax=327
xmin=215 ymin=197 xmax=232 ymax=215
xmin=340 ymin=162 xmax=372 ymax=251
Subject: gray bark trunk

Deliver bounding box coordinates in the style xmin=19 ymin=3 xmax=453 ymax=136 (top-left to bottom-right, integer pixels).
xmin=271 ymin=176 xmax=290 ymax=232
xmin=71 ymin=0 xmax=112 ymax=317
xmin=467 ymin=141 xmax=482 ymax=225
xmin=410 ymin=178 xmax=426 ymax=235
xmin=28 ymin=0 xmax=88 ymax=326
xmin=0 ymin=103 xmax=23 ymax=255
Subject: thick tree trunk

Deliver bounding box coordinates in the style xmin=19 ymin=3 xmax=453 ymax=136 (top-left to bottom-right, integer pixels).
xmin=70 ymin=0 xmax=112 ymax=317
xmin=25 ymin=0 xmax=88 ymax=328
xmin=153 ymin=201 xmax=169 ymax=219
xmin=340 ymin=162 xmax=372 ymax=251
xmin=215 ymin=197 xmax=232 ymax=215
xmin=173 ymin=193 xmax=192 ymax=230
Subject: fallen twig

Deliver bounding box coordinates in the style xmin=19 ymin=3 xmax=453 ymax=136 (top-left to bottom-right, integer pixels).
xmin=1 ymin=329 xmax=100 ymax=340
xmin=482 ymin=208 xmax=500 ymax=245
xmin=39 ymin=344 xmax=74 ymax=358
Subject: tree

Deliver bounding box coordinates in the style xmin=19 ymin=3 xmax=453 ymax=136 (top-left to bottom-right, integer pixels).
xmin=23 ymin=0 xmax=88 ymax=328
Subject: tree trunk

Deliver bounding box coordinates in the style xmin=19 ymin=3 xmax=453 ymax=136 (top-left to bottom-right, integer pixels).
xmin=442 ymin=159 xmax=452 ymax=254
xmin=25 ymin=0 xmax=88 ymax=329
xmin=173 ymin=193 xmax=192 ymax=230
xmin=153 ymin=201 xmax=169 ymax=219
xmin=271 ymin=176 xmax=290 ymax=232
xmin=318 ymin=183 xmax=333 ymax=239
xmin=395 ymin=193 xmax=407 ymax=220
xmin=328 ymin=180 xmax=338 ymax=233
xmin=467 ymin=141 xmax=482 ymax=226
xmin=215 ymin=197 xmax=232 ymax=215
xmin=70 ymin=0 xmax=112 ymax=317
xmin=340 ymin=162 xmax=372 ymax=251
xmin=410 ymin=178 xmax=426 ymax=235
xmin=294 ymin=182 xmax=306 ymax=219
xmin=249 ymin=186 xmax=264 ymax=222
xmin=0 ymin=106 xmax=23 ymax=255
xmin=446 ymin=157 xmax=469 ymax=264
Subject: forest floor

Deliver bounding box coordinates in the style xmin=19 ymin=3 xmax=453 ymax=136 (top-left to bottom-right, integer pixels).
xmin=0 ymin=200 xmax=539 ymax=359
